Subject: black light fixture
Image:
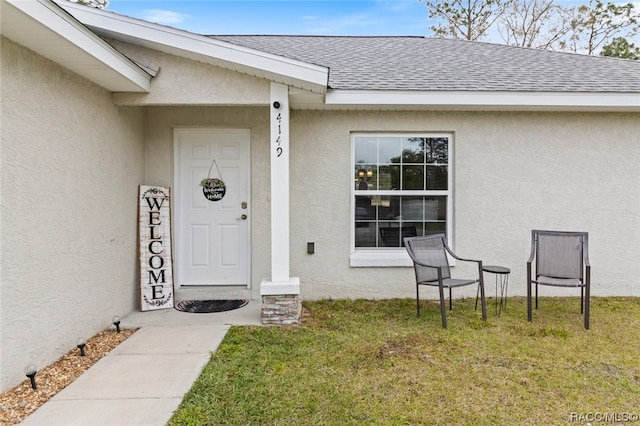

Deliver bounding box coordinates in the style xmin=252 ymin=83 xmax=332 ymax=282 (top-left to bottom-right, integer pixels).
xmin=24 ymin=364 xmax=37 ymax=390
xmin=76 ymin=338 xmax=86 ymax=356
xmin=112 ymin=315 xmax=121 ymax=333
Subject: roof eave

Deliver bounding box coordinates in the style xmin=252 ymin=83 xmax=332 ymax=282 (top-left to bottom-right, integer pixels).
xmin=1 ymin=0 xmax=151 ymax=93
xmin=57 ymin=1 xmax=329 ymax=94
xmin=324 ymin=90 xmax=640 ymax=112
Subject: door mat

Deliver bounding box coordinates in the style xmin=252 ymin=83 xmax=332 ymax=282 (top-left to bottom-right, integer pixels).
xmin=174 ymin=299 xmax=249 ymax=313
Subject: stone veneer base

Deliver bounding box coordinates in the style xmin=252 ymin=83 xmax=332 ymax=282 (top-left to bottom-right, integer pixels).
xmin=261 ymin=294 xmax=301 ymax=325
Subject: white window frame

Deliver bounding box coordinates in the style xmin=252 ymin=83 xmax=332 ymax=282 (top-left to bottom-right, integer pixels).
xmin=349 ymin=132 xmax=454 ymax=267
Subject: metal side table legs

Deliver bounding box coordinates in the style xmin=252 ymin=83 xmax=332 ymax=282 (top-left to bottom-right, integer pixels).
xmin=476 ymin=265 xmax=510 ymax=316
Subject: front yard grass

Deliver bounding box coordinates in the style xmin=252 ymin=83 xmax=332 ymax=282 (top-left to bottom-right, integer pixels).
xmin=169 ymin=297 xmax=640 ymax=425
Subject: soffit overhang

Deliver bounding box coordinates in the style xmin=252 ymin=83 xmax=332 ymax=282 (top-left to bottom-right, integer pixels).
xmin=57 ymin=1 xmax=329 ymax=96
xmin=1 ymin=0 xmax=151 ymax=92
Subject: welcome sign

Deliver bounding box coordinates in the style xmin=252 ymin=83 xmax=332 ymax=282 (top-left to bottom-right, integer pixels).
xmin=138 ymin=185 xmax=174 ymax=311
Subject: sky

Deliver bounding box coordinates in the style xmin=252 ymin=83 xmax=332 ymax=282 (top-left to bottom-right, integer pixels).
xmin=105 ymin=0 xmax=640 ymax=45
xmin=105 ymin=0 xmax=442 ymax=36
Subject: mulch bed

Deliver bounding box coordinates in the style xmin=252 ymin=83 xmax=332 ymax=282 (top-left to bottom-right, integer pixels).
xmin=0 ymin=328 xmax=137 ymax=425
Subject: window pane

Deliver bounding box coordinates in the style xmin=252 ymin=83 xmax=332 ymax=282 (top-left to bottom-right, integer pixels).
xmin=354 ymin=137 xmax=377 ymax=163
xmin=426 ymin=222 xmax=446 ymax=235
xmin=402 ymin=165 xmax=425 ymax=190
xmin=354 ymin=195 xmax=447 ymax=248
xmin=375 ymin=197 xmax=395 ymax=220
xmin=426 ymin=165 xmax=447 ymax=190
xmin=426 ymin=137 xmax=448 ymax=163
xmin=355 ymin=166 xmax=376 ymax=190
xmin=400 ymin=197 xmax=444 ymax=220
xmin=379 ymin=224 xmax=418 ymax=247
xmin=432 ymin=197 xmax=446 ymax=221
xmin=355 ymin=222 xmax=377 ymax=247
xmin=402 ymin=137 xmax=426 ymax=163
xmin=405 ymin=221 xmax=426 ymax=237
xmin=355 ymin=196 xmax=374 ymax=219
xmin=379 ymin=165 xmax=399 ymax=190
xmin=400 ymin=197 xmax=423 ymax=220
xmin=379 ymin=137 xmax=402 ymax=163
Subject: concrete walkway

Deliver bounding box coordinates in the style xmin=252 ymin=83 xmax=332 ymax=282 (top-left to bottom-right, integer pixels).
xmin=20 ymin=301 xmax=262 ymax=426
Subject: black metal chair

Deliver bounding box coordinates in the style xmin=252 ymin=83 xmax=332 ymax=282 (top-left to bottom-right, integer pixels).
xmin=404 ymin=234 xmax=486 ymax=328
xmin=527 ymin=230 xmax=591 ymax=329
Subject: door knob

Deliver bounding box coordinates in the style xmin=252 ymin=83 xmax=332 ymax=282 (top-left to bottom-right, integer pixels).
xmin=237 ymin=214 xmax=247 ymax=220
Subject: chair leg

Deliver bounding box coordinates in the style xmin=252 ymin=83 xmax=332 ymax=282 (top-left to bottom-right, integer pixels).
xmin=584 ymin=272 xmax=591 ymax=330
xmin=477 ymin=263 xmax=487 ymax=321
xmin=535 ymin=283 xmax=539 ymax=309
xmin=527 ymin=267 xmax=532 ymax=323
xmin=449 ymin=287 xmax=453 ymax=310
xmin=479 ymin=280 xmax=487 ymax=321
xmin=474 ymin=283 xmax=480 ymax=311
xmin=527 ymin=285 xmax=532 ymax=322
xmin=580 ymin=287 xmax=584 ymax=315
xmin=439 ymin=284 xmax=447 ymax=329
xmin=416 ymin=284 xmax=420 ymax=317
xmin=584 ymin=290 xmax=590 ymax=330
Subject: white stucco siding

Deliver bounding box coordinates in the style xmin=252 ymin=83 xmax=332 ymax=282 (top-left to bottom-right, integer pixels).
xmin=108 ymin=41 xmax=271 ymax=106
xmin=456 ymin=112 xmax=639 ymax=299
xmin=288 ymin=110 xmax=640 ymax=300
xmin=0 ymin=38 xmax=145 ymax=392
xmin=143 ymin=106 xmax=638 ymax=302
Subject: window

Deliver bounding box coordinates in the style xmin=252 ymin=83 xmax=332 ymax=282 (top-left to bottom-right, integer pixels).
xmin=351 ymin=133 xmax=452 ymax=265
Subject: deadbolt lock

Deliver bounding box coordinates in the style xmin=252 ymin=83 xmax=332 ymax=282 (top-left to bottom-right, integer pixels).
xmin=241 ymin=201 xmax=247 ymax=209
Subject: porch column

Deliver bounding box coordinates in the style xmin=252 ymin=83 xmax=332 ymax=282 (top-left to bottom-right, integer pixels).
xmin=260 ymin=82 xmax=301 ymax=325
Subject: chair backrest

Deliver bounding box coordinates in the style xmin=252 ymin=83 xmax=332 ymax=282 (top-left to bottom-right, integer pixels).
xmin=404 ymin=234 xmax=451 ymax=282
xmin=533 ymin=230 xmax=587 ymax=280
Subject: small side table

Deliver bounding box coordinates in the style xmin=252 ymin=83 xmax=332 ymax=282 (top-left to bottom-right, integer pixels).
xmin=476 ymin=265 xmax=511 ymax=316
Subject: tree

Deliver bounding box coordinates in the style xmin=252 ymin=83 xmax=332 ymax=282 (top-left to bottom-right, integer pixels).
xmin=420 ymin=0 xmax=506 ymax=41
xmin=496 ymin=0 xmax=576 ymax=50
xmin=571 ymin=0 xmax=640 ymax=54
xmin=600 ymin=37 xmax=640 ymax=59
xmin=71 ymin=0 xmax=108 ymax=8
xmin=422 ymin=0 xmax=640 ymax=56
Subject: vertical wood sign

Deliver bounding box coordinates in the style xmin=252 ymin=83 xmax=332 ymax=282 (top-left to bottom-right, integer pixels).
xmin=138 ymin=186 xmax=174 ymax=311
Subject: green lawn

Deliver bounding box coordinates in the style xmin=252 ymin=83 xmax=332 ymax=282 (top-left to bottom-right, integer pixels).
xmin=169 ymin=297 xmax=640 ymax=425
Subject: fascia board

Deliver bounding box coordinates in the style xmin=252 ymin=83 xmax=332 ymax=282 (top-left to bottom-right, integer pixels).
xmin=3 ymin=0 xmax=150 ymax=92
xmin=326 ymin=90 xmax=640 ymax=112
xmin=58 ymin=1 xmax=329 ymax=94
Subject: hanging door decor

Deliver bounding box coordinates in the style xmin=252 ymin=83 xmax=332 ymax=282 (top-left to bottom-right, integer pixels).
xmin=200 ymin=159 xmax=226 ymax=201
xmin=138 ymin=185 xmax=174 ymax=311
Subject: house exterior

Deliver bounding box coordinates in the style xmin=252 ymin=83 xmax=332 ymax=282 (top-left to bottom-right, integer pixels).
xmin=1 ymin=0 xmax=639 ymax=392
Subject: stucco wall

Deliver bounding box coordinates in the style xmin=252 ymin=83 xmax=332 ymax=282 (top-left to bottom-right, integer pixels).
xmin=0 ymin=38 xmax=145 ymax=391
xmin=289 ymin=110 xmax=640 ymax=300
xmin=144 ymin=105 xmax=639 ymax=303
xmin=107 ymin=40 xmax=271 ymax=106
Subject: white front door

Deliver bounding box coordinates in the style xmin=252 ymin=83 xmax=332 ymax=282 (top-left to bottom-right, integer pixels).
xmin=174 ymin=128 xmax=250 ymax=286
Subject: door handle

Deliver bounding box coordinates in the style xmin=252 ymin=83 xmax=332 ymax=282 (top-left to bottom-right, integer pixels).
xmin=236 ymin=214 xmax=247 ymax=221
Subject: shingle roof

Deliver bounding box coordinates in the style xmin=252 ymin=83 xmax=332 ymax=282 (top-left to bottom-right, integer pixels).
xmin=209 ymin=35 xmax=640 ymax=93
